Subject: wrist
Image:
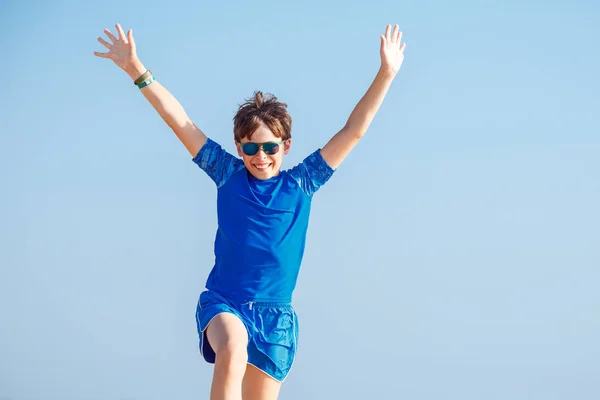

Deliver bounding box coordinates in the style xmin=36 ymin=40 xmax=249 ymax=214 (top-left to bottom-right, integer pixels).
xmin=125 ymin=59 xmax=146 ymax=81
xmin=378 ymin=66 xmax=398 ymax=80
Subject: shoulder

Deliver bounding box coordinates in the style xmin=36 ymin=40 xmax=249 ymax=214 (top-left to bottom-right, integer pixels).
xmin=193 ymin=138 xmax=239 ymax=165
xmin=192 ymin=138 xmax=245 ymax=187
xmin=285 ymin=150 xmax=335 ymax=197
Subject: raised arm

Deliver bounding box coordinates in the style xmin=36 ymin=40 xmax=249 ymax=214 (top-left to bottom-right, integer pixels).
xmin=94 ymin=24 xmax=207 ymax=157
xmin=320 ymin=24 xmax=406 ymax=169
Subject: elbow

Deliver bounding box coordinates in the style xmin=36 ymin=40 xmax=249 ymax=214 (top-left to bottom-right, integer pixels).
xmin=343 ymin=124 xmax=367 ymax=139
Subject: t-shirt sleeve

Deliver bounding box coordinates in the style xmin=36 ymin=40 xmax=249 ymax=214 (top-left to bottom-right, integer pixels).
xmin=288 ymin=149 xmax=335 ymax=197
xmin=192 ymin=138 xmax=244 ymax=187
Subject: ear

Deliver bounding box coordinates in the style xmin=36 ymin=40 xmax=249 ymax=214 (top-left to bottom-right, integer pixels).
xmin=235 ymin=141 xmax=244 ymax=157
xmin=283 ymin=139 xmax=292 ymax=155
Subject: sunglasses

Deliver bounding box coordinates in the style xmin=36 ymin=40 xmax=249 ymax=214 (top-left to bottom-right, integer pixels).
xmin=240 ymin=141 xmax=285 ymax=156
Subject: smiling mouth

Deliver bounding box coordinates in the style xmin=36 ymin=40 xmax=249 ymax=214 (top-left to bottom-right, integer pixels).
xmin=253 ymin=163 xmax=272 ymax=171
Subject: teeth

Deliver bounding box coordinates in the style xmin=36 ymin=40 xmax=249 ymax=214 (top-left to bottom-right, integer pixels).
xmin=254 ymin=164 xmax=271 ymax=170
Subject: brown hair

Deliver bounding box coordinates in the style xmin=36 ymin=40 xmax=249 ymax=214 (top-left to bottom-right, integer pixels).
xmin=233 ymin=91 xmax=292 ymax=142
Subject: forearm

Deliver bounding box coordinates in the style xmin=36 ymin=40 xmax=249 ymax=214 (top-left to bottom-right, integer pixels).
xmin=125 ymin=60 xmax=193 ymax=132
xmin=314 ymin=24 xmax=405 ymax=169
xmin=345 ymin=68 xmax=396 ymax=137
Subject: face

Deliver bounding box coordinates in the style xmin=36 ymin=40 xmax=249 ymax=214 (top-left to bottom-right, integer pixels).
xmin=236 ymin=122 xmax=291 ymax=180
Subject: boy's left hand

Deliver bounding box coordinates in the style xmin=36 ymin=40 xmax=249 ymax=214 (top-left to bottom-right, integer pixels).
xmin=380 ymin=24 xmax=406 ymax=77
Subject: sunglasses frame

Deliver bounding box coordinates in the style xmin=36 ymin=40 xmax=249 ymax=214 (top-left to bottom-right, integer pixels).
xmin=239 ymin=140 xmax=286 ymax=156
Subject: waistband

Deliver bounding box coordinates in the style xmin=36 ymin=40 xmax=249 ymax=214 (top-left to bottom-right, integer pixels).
xmin=206 ymin=288 xmax=292 ymax=307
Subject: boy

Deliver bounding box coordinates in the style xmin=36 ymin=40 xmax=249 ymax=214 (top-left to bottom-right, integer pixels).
xmin=94 ymin=23 xmax=406 ymax=400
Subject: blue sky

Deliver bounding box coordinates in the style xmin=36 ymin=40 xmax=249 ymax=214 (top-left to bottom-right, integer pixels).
xmin=1 ymin=0 xmax=599 ymax=399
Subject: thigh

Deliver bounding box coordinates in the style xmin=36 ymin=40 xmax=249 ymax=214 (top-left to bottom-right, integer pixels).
xmin=242 ymin=364 xmax=282 ymax=400
xmin=206 ymin=312 xmax=249 ymax=355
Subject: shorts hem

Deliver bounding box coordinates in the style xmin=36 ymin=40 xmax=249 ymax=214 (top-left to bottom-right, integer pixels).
xmin=247 ymin=362 xmax=286 ymax=383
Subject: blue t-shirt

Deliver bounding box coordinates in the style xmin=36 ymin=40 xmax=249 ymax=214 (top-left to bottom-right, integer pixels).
xmin=193 ymin=138 xmax=334 ymax=302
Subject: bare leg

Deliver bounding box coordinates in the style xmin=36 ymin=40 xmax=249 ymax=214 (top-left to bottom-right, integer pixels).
xmin=206 ymin=313 xmax=249 ymax=400
xmin=242 ymin=364 xmax=282 ymax=400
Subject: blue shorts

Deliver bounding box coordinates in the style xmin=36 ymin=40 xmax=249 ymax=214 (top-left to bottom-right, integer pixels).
xmin=195 ymin=290 xmax=299 ymax=382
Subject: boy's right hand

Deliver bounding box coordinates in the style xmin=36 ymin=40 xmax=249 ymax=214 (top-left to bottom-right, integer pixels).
xmin=94 ymin=23 xmax=145 ymax=80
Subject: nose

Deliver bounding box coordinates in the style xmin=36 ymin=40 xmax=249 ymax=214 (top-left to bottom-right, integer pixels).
xmin=255 ymin=148 xmax=268 ymax=159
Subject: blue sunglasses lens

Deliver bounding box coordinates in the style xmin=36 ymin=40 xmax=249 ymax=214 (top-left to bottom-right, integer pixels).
xmin=242 ymin=143 xmax=259 ymax=155
xmin=262 ymin=142 xmax=280 ymax=154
